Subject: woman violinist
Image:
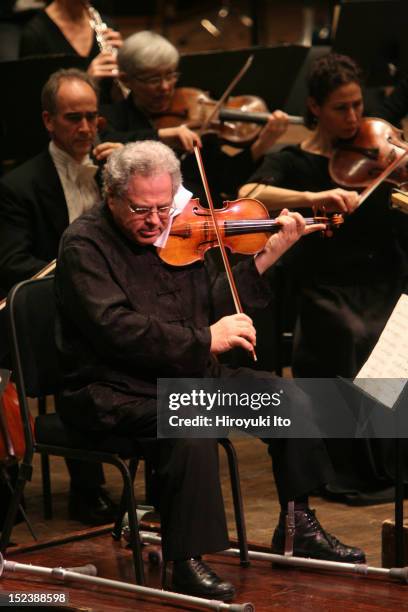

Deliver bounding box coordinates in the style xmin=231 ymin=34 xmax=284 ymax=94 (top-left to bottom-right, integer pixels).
xmin=99 ymin=30 xmax=289 ymax=205
xmin=239 ymin=53 xmax=408 ymax=502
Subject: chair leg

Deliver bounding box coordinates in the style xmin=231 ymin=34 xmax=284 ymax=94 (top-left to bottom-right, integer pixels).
xmin=112 ymin=458 xmax=139 ymax=540
xmin=40 ymin=453 xmax=52 ymax=520
xmin=144 ymin=458 xmax=155 ymax=505
xmin=219 ymin=439 xmax=250 ymax=567
xmin=0 ymin=461 xmax=32 ymax=552
xmin=115 ymin=458 xmax=145 ymax=584
xmin=0 ymin=464 xmax=37 ymax=541
xmin=38 ymin=397 xmax=52 ymax=519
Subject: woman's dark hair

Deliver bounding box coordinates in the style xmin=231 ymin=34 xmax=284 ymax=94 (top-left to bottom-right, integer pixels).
xmin=304 ymin=53 xmax=363 ymax=129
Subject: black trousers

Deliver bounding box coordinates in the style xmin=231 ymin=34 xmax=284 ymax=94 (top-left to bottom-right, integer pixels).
xmin=65 ymin=459 xmax=105 ymax=490
xmin=109 ymin=369 xmax=334 ymax=561
xmin=112 ymin=403 xmax=229 ymax=561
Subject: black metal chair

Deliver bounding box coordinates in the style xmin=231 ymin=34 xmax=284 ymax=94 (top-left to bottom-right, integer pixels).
xmin=0 ymin=276 xmax=145 ymax=582
xmin=0 ymin=276 xmax=249 ymax=578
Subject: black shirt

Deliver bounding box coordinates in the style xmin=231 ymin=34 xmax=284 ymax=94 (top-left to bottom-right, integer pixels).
xmin=19 ymin=10 xmax=100 ymax=60
xmin=248 ymin=144 xmax=406 ymax=285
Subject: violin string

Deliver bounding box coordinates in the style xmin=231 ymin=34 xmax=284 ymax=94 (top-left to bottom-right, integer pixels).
xmin=176 ymin=219 xmax=318 ymax=229
xmin=175 ymin=217 xmax=319 ymax=234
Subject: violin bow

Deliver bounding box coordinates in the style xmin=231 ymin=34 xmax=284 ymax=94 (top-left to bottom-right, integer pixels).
xmin=357 ymin=148 xmax=408 ymax=207
xmin=198 ymin=54 xmax=254 ymax=136
xmin=193 ymin=145 xmax=257 ymax=361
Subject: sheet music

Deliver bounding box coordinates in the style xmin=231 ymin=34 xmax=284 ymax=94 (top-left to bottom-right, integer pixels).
xmin=354 ymin=294 xmax=408 ymax=409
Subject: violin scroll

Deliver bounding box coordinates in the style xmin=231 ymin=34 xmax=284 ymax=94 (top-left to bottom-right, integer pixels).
xmin=313 ymin=213 xmax=344 ymax=237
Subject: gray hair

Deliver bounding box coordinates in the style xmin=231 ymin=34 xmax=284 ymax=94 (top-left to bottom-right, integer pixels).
xmin=118 ymin=31 xmax=179 ymax=76
xmin=103 ymin=141 xmax=182 ymax=198
xmin=41 ymin=68 xmax=98 ymax=114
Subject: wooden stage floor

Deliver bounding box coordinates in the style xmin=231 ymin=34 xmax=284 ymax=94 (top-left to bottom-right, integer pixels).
xmin=3 ymin=435 xmax=408 ymax=610
xmin=2 ymin=531 xmax=408 ymax=611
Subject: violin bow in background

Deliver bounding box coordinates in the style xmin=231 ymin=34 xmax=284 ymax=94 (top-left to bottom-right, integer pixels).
xmin=357 ymin=148 xmax=408 ymax=207
xmin=198 ymin=54 xmax=254 ymax=136
xmin=193 ymin=144 xmax=257 ymax=362
xmin=317 ymin=149 xmax=407 ymax=229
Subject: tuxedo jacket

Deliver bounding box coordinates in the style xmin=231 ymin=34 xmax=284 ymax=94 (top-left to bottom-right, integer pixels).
xmin=0 ymin=149 xmax=69 ymax=296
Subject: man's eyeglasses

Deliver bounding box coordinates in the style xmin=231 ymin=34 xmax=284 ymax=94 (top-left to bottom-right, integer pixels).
xmin=132 ymin=71 xmax=180 ymax=88
xmin=127 ymin=202 xmax=175 ymax=218
xmin=63 ymin=112 xmax=99 ymax=123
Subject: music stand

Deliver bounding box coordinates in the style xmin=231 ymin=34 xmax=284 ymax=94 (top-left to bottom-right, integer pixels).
xmin=178 ymin=44 xmax=309 ymax=112
xmin=0 ymin=54 xmax=87 ymax=164
xmin=338 ymin=376 xmax=408 ymax=566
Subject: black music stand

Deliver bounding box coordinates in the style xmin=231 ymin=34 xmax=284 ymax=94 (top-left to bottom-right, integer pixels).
xmin=178 ymin=44 xmax=309 ymax=113
xmin=0 ymin=54 xmax=87 ymax=164
xmin=339 ymin=376 xmax=408 ymax=566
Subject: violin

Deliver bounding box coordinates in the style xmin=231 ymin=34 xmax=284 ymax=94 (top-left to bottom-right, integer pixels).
xmin=152 ymin=87 xmax=268 ymax=146
xmin=330 ymin=117 xmax=408 ymax=188
xmin=0 ymin=381 xmax=33 ymax=462
xmin=157 ymin=197 xmax=343 ymax=267
xmin=152 ymin=87 xmax=303 ymax=147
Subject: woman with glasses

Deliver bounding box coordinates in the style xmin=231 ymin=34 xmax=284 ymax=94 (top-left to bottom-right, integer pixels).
xmin=100 ymin=30 xmax=289 ymax=206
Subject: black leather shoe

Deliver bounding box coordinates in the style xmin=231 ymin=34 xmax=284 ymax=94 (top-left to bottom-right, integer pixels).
xmin=271 ymin=508 xmax=366 ymax=563
xmin=68 ymin=487 xmax=118 ymax=526
xmin=167 ymin=557 xmax=235 ymax=601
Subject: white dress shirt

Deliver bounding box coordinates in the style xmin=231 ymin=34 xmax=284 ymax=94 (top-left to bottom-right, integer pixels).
xmin=49 ymin=142 xmax=100 ymax=223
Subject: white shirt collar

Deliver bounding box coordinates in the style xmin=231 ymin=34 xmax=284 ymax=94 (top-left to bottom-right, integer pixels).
xmin=49 ymin=141 xmax=98 ymax=183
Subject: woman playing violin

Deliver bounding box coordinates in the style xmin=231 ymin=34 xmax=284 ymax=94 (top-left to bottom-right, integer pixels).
xmin=239 ymin=53 xmax=408 ymax=502
xmin=240 ymin=53 xmax=406 ymax=376
xmin=100 ymin=30 xmax=289 ymax=205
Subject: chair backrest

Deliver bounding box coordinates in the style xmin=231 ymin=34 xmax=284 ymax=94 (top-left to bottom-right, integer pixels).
xmin=7 ymin=276 xmax=60 ymax=399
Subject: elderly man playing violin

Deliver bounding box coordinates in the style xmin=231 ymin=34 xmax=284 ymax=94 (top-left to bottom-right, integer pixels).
xmin=55 ymin=140 xmax=365 ymax=602
xmin=99 ymin=30 xmax=289 ymax=205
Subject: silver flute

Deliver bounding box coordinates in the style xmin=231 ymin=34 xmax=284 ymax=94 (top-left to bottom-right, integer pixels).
xmin=87 ymin=3 xmax=129 ymax=98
